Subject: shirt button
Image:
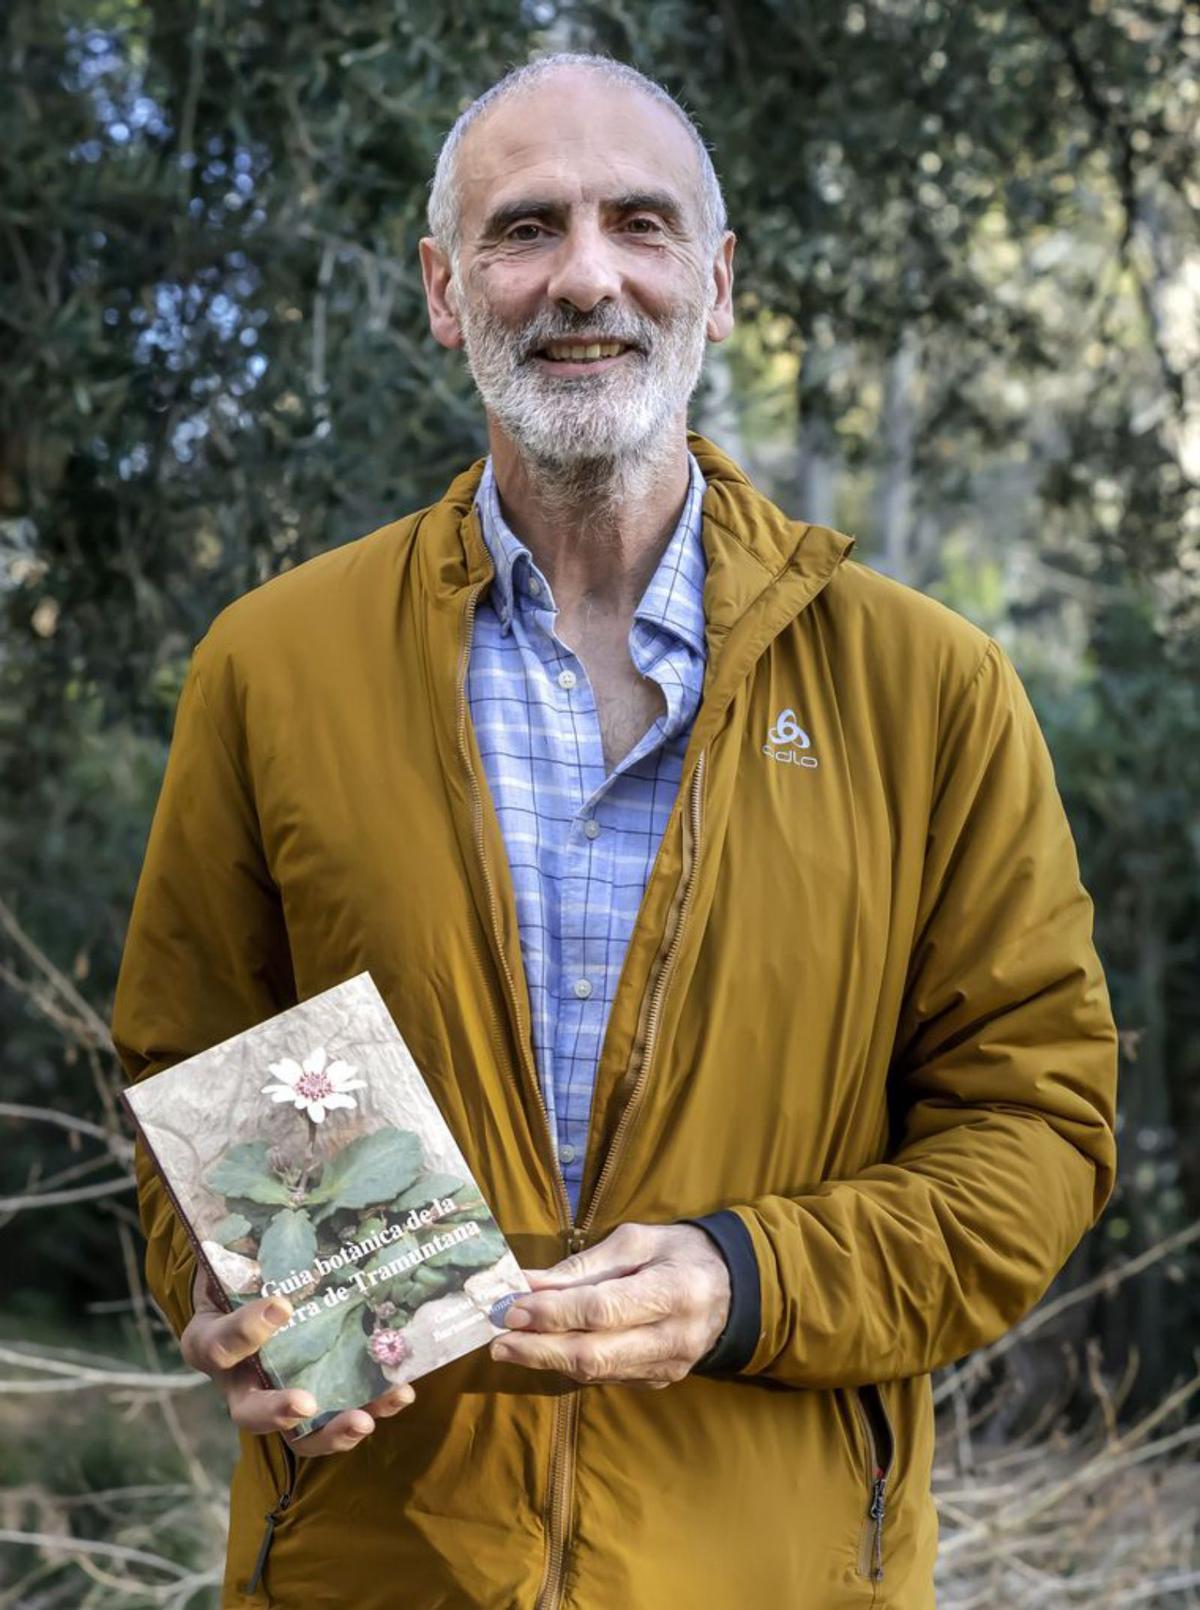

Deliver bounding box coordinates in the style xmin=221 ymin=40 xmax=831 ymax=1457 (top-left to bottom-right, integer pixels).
xmin=573 ymin=978 xmax=593 ymax=1000
xmin=527 ymin=577 xmax=542 ymax=597
xmin=559 ymin=1143 xmax=577 ymax=1164
xmin=583 ymin=818 xmax=600 ymax=839
xmin=557 ymin=668 xmax=577 ymax=690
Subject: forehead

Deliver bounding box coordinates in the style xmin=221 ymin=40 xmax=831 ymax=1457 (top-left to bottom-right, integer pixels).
xmin=456 ymin=71 xmax=704 ymax=235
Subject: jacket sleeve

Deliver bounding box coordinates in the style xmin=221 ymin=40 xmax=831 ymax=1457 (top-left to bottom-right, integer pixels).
xmin=110 ymin=637 xmax=296 ymax=1341
xmin=697 ymin=637 xmax=1118 ymax=1387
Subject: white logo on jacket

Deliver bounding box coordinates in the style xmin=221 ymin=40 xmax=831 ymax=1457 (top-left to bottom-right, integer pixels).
xmin=763 ymin=708 xmax=819 ymax=769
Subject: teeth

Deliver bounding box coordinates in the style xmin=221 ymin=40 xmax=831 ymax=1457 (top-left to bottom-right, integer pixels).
xmin=543 ymin=341 xmax=627 ymax=361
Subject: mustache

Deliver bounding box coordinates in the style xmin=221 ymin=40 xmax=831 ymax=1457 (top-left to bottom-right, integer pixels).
xmin=512 ymin=310 xmax=653 ymax=360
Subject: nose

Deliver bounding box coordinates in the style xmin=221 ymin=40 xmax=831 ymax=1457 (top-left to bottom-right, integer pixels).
xmin=544 ymin=217 xmax=622 ymax=314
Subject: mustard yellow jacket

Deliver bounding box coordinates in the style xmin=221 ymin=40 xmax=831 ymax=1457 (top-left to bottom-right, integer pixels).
xmin=111 ymin=435 xmax=1117 ymax=1609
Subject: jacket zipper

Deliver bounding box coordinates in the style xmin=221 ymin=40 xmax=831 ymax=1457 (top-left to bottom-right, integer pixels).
xmin=578 ymin=751 xmax=707 ymax=1240
xmin=854 ymin=1383 xmax=896 ymax=1585
xmin=456 ymin=577 xmax=582 ymax=1610
xmin=535 ymin=751 xmax=706 ymax=1610
xmin=244 ymin=1434 xmax=299 ymax=1598
xmin=456 ymin=570 xmax=708 ymax=1610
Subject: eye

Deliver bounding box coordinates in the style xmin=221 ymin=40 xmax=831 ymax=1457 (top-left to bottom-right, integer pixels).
xmin=624 ymin=216 xmax=662 ymax=236
xmin=506 ymin=222 xmax=546 ymax=242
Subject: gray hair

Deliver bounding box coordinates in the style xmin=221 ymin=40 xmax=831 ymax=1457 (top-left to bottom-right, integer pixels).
xmin=426 ymin=52 xmax=728 ymax=268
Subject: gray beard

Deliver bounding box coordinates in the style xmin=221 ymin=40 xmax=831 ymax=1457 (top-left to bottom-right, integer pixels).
xmin=453 ymin=274 xmax=709 ymax=513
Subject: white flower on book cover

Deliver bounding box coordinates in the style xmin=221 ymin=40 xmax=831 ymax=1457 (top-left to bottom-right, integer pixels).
xmin=260 ymin=1044 xmax=366 ymax=1123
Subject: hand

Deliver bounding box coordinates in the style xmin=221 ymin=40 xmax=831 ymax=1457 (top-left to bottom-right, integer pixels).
xmin=180 ymin=1265 xmax=414 ymax=1455
xmin=488 ymin=1222 xmax=731 ymax=1388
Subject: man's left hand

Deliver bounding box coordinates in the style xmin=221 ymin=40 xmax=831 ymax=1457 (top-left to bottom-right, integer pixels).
xmin=489 ymin=1222 xmax=731 ymax=1387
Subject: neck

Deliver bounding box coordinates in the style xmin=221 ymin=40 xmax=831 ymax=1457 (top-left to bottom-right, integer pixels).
xmin=486 ymin=419 xmax=691 ymax=620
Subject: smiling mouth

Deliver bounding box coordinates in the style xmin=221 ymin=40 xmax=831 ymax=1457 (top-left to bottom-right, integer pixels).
xmin=535 ymin=340 xmax=637 ymax=364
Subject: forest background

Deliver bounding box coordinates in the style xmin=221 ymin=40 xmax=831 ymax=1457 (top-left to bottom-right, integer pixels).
xmin=1 ymin=1 xmax=1198 ymax=1605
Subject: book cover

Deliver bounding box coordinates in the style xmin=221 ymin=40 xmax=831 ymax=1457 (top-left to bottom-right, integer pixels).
xmin=121 ymin=970 xmax=528 ymax=1438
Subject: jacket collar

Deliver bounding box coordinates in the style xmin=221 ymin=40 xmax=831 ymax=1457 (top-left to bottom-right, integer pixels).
xmin=421 ymin=432 xmax=855 ymax=706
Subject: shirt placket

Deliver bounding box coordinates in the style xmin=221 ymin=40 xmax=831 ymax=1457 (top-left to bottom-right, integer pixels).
xmin=519 ymin=584 xmax=608 ymax=1206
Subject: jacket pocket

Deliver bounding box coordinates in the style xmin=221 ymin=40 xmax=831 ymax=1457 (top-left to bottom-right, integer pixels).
xmin=854 ymin=1383 xmax=896 ymax=1585
xmin=243 ymin=1433 xmax=301 ymax=1599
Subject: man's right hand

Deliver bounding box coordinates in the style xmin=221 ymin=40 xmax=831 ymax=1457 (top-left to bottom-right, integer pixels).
xmin=180 ymin=1266 xmax=415 ymax=1456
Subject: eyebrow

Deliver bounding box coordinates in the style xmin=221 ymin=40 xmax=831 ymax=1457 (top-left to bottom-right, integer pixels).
xmin=479 ymin=189 xmax=687 ymax=240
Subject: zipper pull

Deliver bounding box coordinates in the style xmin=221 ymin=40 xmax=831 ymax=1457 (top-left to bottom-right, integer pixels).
xmin=868 ymin=1472 xmax=887 ymax=1580
xmin=566 ymin=1227 xmax=587 ymax=1256
xmin=244 ymin=1489 xmax=293 ymax=1596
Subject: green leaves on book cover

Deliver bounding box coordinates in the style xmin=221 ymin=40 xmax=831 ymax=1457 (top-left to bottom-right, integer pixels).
xmin=201 ymin=1123 xmax=498 ymax=1406
xmin=206 ymin=1141 xmax=295 ymax=1205
xmin=307 ymin=1128 xmax=422 ymax=1219
xmin=258 ymin=1208 xmax=318 ymax=1286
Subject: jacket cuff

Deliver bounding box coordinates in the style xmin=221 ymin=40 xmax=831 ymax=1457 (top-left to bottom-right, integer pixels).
xmin=684 ymin=1210 xmax=761 ymax=1375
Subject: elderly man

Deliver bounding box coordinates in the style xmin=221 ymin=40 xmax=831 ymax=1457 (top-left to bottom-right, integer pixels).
xmin=112 ymin=51 xmax=1117 ymax=1610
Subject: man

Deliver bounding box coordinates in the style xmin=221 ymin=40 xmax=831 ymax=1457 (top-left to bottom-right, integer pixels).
xmin=111 ymin=51 xmax=1118 ymax=1610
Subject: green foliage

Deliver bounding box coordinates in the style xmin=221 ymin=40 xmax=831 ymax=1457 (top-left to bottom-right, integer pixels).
xmin=263 ymin=1295 xmax=386 ymax=1420
xmin=257 ymin=1206 xmax=318 ymax=1284
xmin=204 ymin=1141 xmax=293 ymax=1204
xmin=307 ymin=1127 xmax=424 ymax=1212
xmin=211 ymin=1210 xmax=253 ymax=1245
xmin=422 ymin=1224 xmax=508 ymax=1270
xmin=392 ymin=1172 xmax=466 ymax=1211
xmin=290 ymin=1326 xmax=383 ymax=1416
xmin=437 ymin=1190 xmax=489 ymax=1223
xmin=260 ymin=1290 xmax=361 ymax=1376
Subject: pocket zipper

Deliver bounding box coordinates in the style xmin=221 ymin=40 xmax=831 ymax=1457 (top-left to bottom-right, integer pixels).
xmin=244 ymin=1433 xmax=299 ymax=1597
xmin=855 ymin=1383 xmax=896 ymax=1584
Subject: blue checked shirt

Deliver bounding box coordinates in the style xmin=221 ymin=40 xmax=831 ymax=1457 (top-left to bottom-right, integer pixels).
xmin=468 ymin=453 xmax=708 ymax=1213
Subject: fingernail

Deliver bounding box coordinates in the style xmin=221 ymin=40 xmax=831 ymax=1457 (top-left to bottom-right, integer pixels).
xmin=265 ymin=1300 xmax=291 ymax=1326
xmin=293 ymin=1394 xmax=317 ymax=1417
xmin=488 ymin=1293 xmax=523 ymax=1327
xmin=491 ymin=1342 xmax=513 ymax=1363
xmin=393 ymin=1386 xmax=415 ymax=1407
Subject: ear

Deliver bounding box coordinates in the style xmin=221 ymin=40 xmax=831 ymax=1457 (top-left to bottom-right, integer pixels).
xmin=705 ymin=231 xmax=736 ymax=345
xmin=419 ymin=236 xmax=464 ymax=350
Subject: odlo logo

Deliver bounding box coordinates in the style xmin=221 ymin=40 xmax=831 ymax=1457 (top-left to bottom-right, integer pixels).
xmin=763 ymin=708 xmax=819 ymax=769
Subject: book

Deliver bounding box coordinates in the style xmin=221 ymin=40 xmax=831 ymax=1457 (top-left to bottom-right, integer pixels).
xmin=121 ymin=970 xmax=529 ymax=1438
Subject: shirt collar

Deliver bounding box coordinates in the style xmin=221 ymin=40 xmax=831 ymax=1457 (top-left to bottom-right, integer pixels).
xmin=474 ymin=451 xmax=708 ymax=657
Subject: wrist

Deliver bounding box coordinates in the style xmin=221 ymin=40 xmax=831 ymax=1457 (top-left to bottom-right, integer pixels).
xmin=682 ymin=1210 xmax=761 ymax=1375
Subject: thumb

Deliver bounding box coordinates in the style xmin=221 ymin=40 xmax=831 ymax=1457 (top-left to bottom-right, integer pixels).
xmin=525 ymin=1223 xmax=652 ymax=1289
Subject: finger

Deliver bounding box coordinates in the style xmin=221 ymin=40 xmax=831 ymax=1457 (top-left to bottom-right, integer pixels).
xmin=224 ymin=1361 xmax=319 ymax=1435
xmin=361 ymin=1383 xmax=416 ymax=1419
xmin=490 ymin=1320 xmax=688 ymax=1384
xmin=286 ymin=1407 xmax=379 ymax=1457
xmin=502 ymin=1267 xmax=675 ymax=1335
xmin=191 ymin=1263 xmax=225 ymax=1314
xmin=523 ymin=1223 xmax=652 ymax=1291
xmin=182 ymin=1295 xmax=294 ymax=1375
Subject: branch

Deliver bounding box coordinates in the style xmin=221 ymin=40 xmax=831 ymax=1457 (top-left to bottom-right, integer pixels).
xmin=0 ymin=1529 xmax=189 ymax=1578
xmin=1021 ymin=0 xmax=1189 ymax=420
xmin=0 ymin=1175 xmax=134 ymax=1211
xmin=0 ymin=1101 xmax=130 ymax=1150
xmin=0 ymin=1345 xmax=204 ymax=1393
